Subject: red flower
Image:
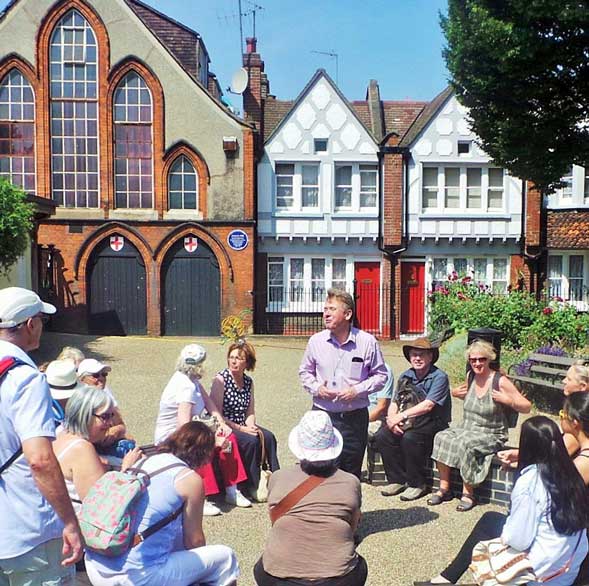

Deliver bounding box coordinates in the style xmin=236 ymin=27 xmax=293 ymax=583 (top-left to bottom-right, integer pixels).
xmin=543 ymin=307 xmax=553 ymax=315
xmin=457 ymin=292 xmax=467 ymax=301
xmin=461 ymin=276 xmax=472 ymax=284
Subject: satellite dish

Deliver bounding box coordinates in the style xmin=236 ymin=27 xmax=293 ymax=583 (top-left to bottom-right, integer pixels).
xmin=230 ymin=68 xmax=248 ymax=94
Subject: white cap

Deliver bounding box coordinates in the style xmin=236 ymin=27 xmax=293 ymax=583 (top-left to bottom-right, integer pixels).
xmin=77 ymin=358 xmax=112 ymax=377
xmin=46 ymin=359 xmax=85 ymax=400
xmin=288 ymin=410 xmax=343 ymax=462
xmin=180 ymin=344 xmax=206 ymax=365
xmin=0 ymin=287 xmax=56 ymax=328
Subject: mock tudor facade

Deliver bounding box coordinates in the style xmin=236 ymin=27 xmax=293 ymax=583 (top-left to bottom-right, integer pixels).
xmin=0 ymin=0 xmax=255 ymax=335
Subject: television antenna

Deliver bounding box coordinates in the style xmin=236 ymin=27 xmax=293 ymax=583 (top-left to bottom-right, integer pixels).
xmin=311 ymin=50 xmax=339 ymax=85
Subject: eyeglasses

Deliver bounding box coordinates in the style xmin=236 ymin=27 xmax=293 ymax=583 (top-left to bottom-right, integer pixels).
xmin=35 ymin=314 xmax=51 ymax=325
xmin=92 ymin=371 xmax=109 ymax=379
xmin=93 ymin=411 xmax=115 ymax=423
xmin=469 ymin=357 xmax=488 ymax=364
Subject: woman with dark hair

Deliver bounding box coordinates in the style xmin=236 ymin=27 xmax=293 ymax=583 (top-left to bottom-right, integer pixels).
xmin=414 ymin=416 xmax=589 ymax=586
xmin=211 ymin=339 xmax=279 ymax=500
xmin=561 ymin=392 xmax=589 ymax=484
xmin=85 ymin=421 xmax=239 ymax=586
xmin=254 ymin=410 xmax=366 ymax=586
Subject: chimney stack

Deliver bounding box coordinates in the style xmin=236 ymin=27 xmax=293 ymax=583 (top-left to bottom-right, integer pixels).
xmin=243 ymin=37 xmax=268 ymax=153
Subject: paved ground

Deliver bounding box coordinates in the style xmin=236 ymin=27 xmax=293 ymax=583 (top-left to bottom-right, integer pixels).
xmin=34 ymin=332 xmax=505 ymax=586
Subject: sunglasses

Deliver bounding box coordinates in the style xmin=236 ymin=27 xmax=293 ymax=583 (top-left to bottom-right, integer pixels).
xmin=91 ymin=371 xmax=109 ymax=379
xmin=469 ymin=357 xmax=488 ymax=364
xmin=93 ymin=411 xmax=115 ymax=423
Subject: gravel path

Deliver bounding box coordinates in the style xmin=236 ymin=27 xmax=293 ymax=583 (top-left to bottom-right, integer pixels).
xmin=34 ymin=332 xmax=505 ymax=586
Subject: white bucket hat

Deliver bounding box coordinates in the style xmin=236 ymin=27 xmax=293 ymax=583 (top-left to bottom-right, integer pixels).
xmin=46 ymin=360 xmax=86 ymax=400
xmin=180 ymin=344 xmax=206 ymax=366
xmin=77 ymin=358 xmax=112 ymax=378
xmin=288 ymin=410 xmax=343 ymax=462
xmin=0 ymin=287 xmax=56 ymax=328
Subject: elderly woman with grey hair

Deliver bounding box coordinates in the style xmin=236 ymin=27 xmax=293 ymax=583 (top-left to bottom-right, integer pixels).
xmin=52 ymin=386 xmax=142 ymax=513
xmin=154 ymin=344 xmax=250 ymax=516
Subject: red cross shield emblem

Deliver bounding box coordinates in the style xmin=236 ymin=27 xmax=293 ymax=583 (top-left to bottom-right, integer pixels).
xmin=184 ymin=236 xmax=198 ymax=253
xmin=109 ymin=235 xmax=124 ymax=252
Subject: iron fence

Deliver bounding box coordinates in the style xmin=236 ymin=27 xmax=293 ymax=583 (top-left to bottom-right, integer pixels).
xmin=257 ymin=285 xmax=392 ymax=338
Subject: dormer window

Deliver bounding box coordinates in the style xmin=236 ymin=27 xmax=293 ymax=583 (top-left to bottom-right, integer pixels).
xmin=314 ymin=138 xmax=328 ymax=153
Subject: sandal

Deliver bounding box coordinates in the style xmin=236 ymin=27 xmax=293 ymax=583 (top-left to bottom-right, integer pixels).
xmin=456 ymin=494 xmax=477 ymax=512
xmin=427 ymin=490 xmax=453 ymax=506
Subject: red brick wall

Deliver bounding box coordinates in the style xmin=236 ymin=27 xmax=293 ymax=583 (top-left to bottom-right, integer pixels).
xmin=382 ymin=137 xmax=404 ymax=248
xmin=38 ymin=221 xmax=255 ymax=335
xmin=525 ymin=181 xmax=542 ymax=248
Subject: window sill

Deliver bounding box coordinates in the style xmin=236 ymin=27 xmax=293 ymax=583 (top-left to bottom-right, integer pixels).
xmin=332 ymin=211 xmax=379 ymax=218
xmin=109 ymin=209 xmax=159 ymax=221
xmin=163 ymin=209 xmax=204 ymax=221
xmin=274 ymin=210 xmax=324 ymax=218
xmin=53 ymin=207 xmax=105 ymax=220
xmin=418 ymin=211 xmax=511 ymax=220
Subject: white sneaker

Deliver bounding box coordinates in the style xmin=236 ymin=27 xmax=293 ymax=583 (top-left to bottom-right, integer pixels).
xmin=225 ymin=488 xmax=252 ymax=508
xmin=203 ymin=500 xmax=222 ymax=516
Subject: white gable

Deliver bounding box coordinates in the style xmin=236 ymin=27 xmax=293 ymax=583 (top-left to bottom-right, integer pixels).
xmin=267 ymin=75 xmax=377 ymax=159
xmin=413 ymin=94 xmax=489 ymax=162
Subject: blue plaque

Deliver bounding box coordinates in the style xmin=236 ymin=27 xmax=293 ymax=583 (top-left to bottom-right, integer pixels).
xmin=227 ymin=229 xmax=249 ymax=251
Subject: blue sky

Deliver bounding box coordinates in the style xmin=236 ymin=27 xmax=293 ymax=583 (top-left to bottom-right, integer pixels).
xmin=1 ymin=0 xmax=450 ymax=104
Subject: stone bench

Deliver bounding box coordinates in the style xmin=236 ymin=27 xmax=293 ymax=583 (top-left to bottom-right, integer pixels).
xmin=366 ymin=444 xmax=514 ymax=507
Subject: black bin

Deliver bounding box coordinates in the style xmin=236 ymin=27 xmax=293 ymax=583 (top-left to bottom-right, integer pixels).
xmin=467 ymin=327 xmax=502 ymax=371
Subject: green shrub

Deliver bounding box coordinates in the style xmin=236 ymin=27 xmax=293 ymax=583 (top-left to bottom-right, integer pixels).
xmin=428 ymin=277 xmax=588 ymax=351
xmin=0 ymin=179 xmax=34 ymax=274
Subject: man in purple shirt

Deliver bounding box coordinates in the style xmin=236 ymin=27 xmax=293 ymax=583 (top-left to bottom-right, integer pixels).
xmin=299 ymin=288 xmax=388 ymax=479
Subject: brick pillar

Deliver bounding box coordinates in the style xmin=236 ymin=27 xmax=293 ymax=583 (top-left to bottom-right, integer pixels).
xmin=525 ymin=181 xmax=542 ymax=248
xmin=382 ymin=137 xmax=404 ymax=248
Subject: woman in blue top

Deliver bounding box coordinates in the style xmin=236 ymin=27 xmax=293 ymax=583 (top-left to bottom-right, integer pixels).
xmin=415 ymin=415 xmax=589 ymax=586
xmin=85 ymin=421 xmax=239 ymax=586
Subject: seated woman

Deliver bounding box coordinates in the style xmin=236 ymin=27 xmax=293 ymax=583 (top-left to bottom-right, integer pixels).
xmin=77 ymin=358 xmax=127 ymax=449
xmin=498 ymin=361 xmax=589 ymax=467
xmin=254 ymin=410 xmax=367 ymax=586
xmin=429 ymin=339 xmax=531 ymax=511
xmin=415 ymin=415 xmax=589 ymax=586
xmin=85 ymin=421 xmax=239 ymax=586
xmin=154 ymin=344 xmax=251 ymax=516
xmin=211 ymin=340 xmax=279 ymax=500
xmin=52 ymin=385 xmax=142 ymax=514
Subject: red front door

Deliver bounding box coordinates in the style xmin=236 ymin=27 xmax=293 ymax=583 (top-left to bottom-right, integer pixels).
xmin=354 ymin=262 xmax=380 ymax=335
xmin=400 ymin=262 xmax=425 ymax=334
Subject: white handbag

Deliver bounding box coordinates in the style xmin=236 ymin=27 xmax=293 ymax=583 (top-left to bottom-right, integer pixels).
xmin=251 ymin=429 xmax=272 ymax=502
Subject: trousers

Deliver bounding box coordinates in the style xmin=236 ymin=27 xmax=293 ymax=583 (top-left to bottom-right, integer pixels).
xmin=313 ymin=407 xmax=368 ymax=480
xmin=374 ymin=417 xmax=447 ymax=488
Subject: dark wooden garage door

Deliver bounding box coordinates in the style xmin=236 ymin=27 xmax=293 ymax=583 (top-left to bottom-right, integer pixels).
xmin=87 ymin=236 xmax=147 ymax=335
xmin=162 ymin=237 xmax=220 ymax=336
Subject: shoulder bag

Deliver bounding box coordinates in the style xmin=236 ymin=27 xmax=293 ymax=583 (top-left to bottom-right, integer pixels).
xmin=269 ymin=474 xmax=326 ymax=525
xmin=251 ymin=429 xmax=272 ymax=502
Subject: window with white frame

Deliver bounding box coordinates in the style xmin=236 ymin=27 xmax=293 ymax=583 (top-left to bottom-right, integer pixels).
xmin=301 ymin=164 xmax=319 ymax=207
xmin=266 ymin=256 xmax=355 ymax=311
xmin=334 ymin=163 xmax=378 ymax=212
xmin=335 ymin=165 xmax=352 ymax=209
xmin=548 ymin=254 xmax=587 ymax=303
xmin=548 ymin=255 xmax=563 ymax=298
xmin=584 ymin=168 xmax=589 ymax=204
xmin=466 ymin=168 xmax=481 ymax=209
xmin=268 ymin=257 xmax=284 ymax=303
xmin=360 ymin=165 xmax=377 ymax=208
xmin=275 ymin=162 xmax=319 ymax=210
xmin=560 ymin=166 xmax=573 ymax=199
xmin=422 ymin=166 xmax=505 ymax=211
xmin=431 ymin=257 xmax=510 ymax=291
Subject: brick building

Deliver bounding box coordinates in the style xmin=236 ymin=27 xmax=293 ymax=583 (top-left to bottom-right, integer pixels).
xmin=0 ymin=0 xmax=255 ymax=335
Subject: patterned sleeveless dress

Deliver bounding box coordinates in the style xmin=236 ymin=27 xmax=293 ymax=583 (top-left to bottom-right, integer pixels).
xmin=220 ymin=368 xmax=252 ymax=426
xmin=432 ymin=374 xmax=509 ymax=485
